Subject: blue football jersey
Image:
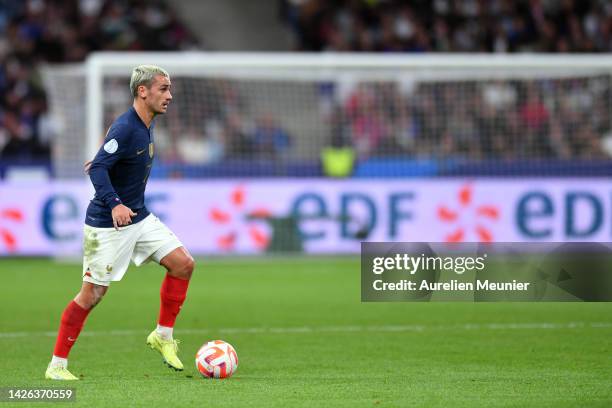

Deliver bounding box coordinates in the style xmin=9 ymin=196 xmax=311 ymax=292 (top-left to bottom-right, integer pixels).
xmin=85 ymin=107 xmax=155 ymax=227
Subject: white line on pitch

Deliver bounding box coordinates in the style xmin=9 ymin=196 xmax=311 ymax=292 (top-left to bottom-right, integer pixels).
xmin=0 ymin=322 xmax=611 ymax=339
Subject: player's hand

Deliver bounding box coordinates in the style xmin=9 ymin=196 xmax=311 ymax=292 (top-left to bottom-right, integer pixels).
xmin=84 ymin=160 xmax=93 ymax=174
xmin=111 ymin=204 xmax=137 ymax=230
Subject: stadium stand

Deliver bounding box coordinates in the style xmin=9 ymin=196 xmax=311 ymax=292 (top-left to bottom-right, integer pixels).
xmin=280 ymin=0 xmax=612 ymax=53
xmin=0 ymin=0 xmax=199 ymax=169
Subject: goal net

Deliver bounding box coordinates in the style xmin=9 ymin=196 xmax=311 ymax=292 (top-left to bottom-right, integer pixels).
xmin=42 ymin=53 xmax=612 ymax=179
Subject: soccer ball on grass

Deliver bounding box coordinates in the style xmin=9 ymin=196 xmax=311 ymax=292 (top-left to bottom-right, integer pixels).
xmin=195 ymin=340 xmax=238 ymax=379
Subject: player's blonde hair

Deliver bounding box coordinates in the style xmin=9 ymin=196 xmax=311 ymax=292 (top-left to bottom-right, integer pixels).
xmin=129 ymin=65 xmax=170 ymax=97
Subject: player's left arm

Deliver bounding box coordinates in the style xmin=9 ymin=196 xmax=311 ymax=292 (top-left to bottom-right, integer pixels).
xmin=88 ymin=123 xmax=130 ymax=209
xmin=88 ymin=124 xmax=138 ymax=229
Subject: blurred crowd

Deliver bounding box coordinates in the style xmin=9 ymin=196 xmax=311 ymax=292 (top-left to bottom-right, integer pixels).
xmin=166 ymin=79 xmax=291 ymax=163
xmin=117 ymin=73 xmax=610 ymax=167
xmin=281 ymin=0 xmax=612 ymax=52
xmin=165 ymin=110 xmax=292 ymax=165
xmin=324 ymin=76 xmax=611 ymax=160
xmin=160 ymin=95 xmax=293 ymax=165
xmin=0 ymin=0 xmax=199 ymax=161
xmin=103 ymin=78 xmax=292 ymax=165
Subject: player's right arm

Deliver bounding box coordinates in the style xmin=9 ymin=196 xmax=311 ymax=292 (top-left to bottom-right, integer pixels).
xmin=88 ymin=124 xmax=137 ymax=229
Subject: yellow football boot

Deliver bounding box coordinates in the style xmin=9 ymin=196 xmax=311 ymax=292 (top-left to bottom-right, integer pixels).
xmin=146 ymin=330 xmax=184 ymax=371
xmin=45 ymin=363 xmax=79 ymax=380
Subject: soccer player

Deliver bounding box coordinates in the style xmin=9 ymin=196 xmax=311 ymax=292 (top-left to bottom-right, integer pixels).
xmin=45 ymin=65 xmax=194 ymax=380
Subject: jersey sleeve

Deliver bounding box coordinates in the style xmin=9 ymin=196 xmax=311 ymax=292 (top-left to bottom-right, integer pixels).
xmin=88 ymin=123 xmax=131 ymax=210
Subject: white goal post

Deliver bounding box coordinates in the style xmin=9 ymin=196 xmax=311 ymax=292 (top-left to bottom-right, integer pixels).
xmin=79 ymin=52 xmax=612 ymax=175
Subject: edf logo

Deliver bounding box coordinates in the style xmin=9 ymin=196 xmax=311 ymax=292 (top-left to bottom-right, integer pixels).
xmin=517 ymin=191 xmax=604 ymax=239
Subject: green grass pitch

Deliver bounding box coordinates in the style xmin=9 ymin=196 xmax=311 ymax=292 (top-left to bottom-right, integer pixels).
xmin=0 ymin=257 xmax=610 ymax=407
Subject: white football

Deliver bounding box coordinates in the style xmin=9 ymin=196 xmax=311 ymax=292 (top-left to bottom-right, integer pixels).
xmin=195 ymin=340 xmax=238 ymax=379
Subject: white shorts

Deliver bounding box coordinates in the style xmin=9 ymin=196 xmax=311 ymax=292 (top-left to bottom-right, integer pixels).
xmin=82 ymin=213 xmax=183 ymax=286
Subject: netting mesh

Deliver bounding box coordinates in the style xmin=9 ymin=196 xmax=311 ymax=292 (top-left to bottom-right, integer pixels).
xmin=103 ymin=77 xmax=327 ymax=162
xmin=44 ymin=59 xmax=612 ymax=179
xmin=40 ymin=65 xmax=86 ymax=179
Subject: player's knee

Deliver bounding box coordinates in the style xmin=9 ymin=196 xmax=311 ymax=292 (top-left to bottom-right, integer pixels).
xmin=172 ymin=255 xmax=194 ymax=280
xmin=181 ymin=256 xmax=195 ymax=279
xmin=77 ymin=284 xmax=108 ymax=309
xmin=90 ymin=287 xmax=107 ymax=308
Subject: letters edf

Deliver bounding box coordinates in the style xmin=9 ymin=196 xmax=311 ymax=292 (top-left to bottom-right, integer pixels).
xmin=516 ymin=190 xmax=604 ymax=239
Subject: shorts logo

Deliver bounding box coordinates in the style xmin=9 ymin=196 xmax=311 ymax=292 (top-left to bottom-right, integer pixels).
xmin=104 ymin=138 xmax=118 ymax=154
xmin=106 ymin=265 xmax=113 ymax=272
xmin=136 ymin=148 xmax=146 ymax=155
